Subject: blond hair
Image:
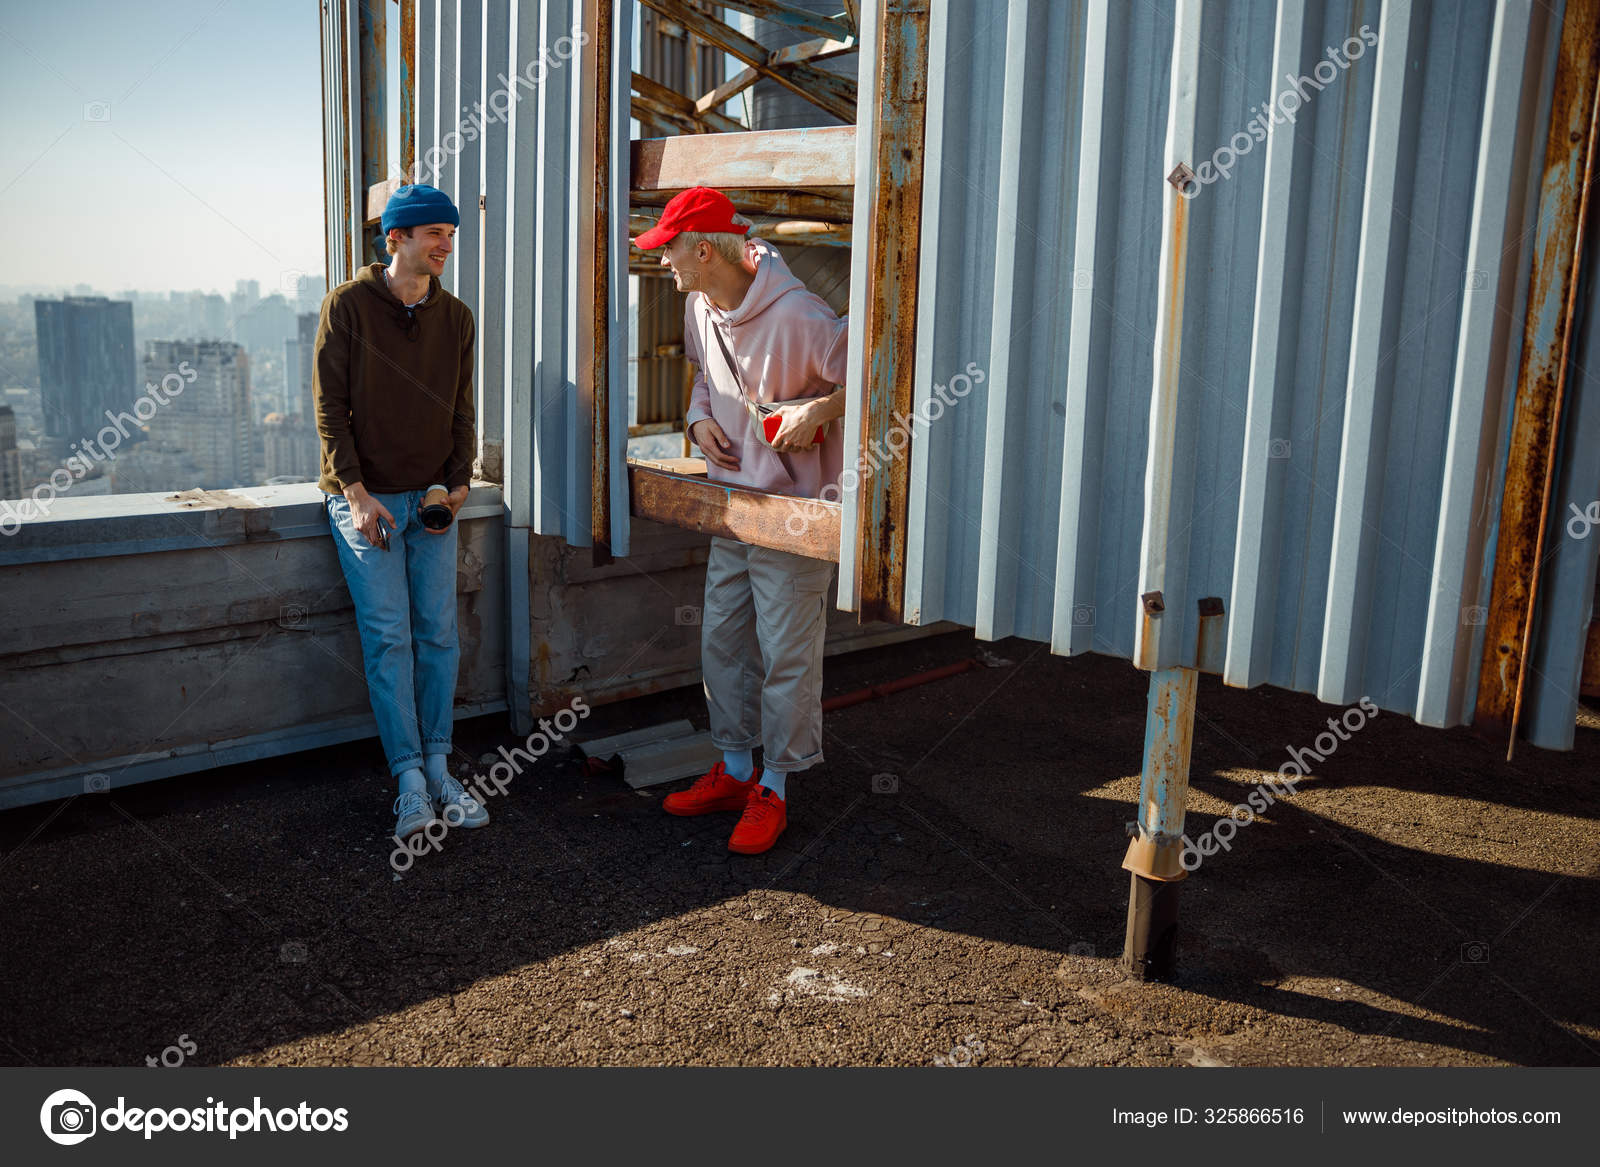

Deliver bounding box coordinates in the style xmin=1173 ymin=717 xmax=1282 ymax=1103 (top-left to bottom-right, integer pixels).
xmin=676 ymin=213 xmax=753 ymax=265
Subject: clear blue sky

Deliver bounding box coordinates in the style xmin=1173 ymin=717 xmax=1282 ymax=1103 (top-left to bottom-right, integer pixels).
xmin=0 ymin=0 xmax=326 ymax=296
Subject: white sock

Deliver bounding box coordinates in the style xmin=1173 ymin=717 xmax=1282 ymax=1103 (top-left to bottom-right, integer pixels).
xmin=759 ymin=770 xmax=786 ymax=799
xmin=424 ymin=754 xmax=450 ymax=791
xmin=723 ymin=748 xmax=755 ymax=781
xmin=397 ymin=766 xmax=427 ymax=795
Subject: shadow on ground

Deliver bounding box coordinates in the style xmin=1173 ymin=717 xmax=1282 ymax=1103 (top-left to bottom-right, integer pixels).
xmin=1 ymin=631 xmax=1596 ymax=1066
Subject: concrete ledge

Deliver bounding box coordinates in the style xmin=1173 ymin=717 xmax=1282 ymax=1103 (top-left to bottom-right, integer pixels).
xmin=0 ymin=481 xmax=505 ymax=566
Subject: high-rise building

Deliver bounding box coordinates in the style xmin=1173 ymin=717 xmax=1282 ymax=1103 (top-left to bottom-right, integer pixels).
xmin=34 ymin=296 xmax=136 ymax=442
xmin=0 ymin=406 xmax=22 ymax=499
xmin=200 ymin=294 xmax=227 ymax=340
xmin=296 ymin=312 xmax=317 ymax=420
xmin=261 ymin=412 xmax=318 ymax=481
xmin=143 ymin=340 xmax=255 ymax=488
xmin=295 ymin=275 xmax=327 ymax=316
xmin=234 ymin=293 xmax=293 ymax=354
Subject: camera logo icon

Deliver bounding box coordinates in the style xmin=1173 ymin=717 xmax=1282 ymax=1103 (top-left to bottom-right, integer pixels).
xmin=1071 ymin=604 xmax=1095 ymax=627
xmin=83 ymin=773 xmax=110 ymax=794
xmin=40 ymin=1088 xmax=97 ymax=1145
xmin=82 ymin=101 xmax=111 ymax=122
xmin=1462 ymin=605 xmax=1488 ymax=627
xmin=1267 ymin=438 xmax=1292 ymax=460
xmin=871 ymin=772 xmax=899 ymax=794
xmin=674 ymin=606 xmax=701 ymax=626
xmin=278 ymin=604 xmax=308 ymax=630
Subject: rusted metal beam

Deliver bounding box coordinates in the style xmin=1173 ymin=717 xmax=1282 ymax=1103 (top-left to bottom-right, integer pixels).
xmin=633 ymin=184 xmax=853 ymax=220
xmin=357 ymin=0 xmax=387 ymax=267
xmin=1475 ymin=0 xmax=1600 ymax=754
xmin=708 ymin=0 xmax=852 ymax=42
xmin=632 ymin=70 xmax=744 ymax=133
xmin=575 ymin=0 xmax=614 ymax=565
xmin=629 ymin=464 xmax=840 ymax=561
xmin=853 ymin=1 xmax=928 ymax=625
xmin=631 ymin=126 xmax=856 ymax=191
xmin=1121 ymin=666 xmax=1196 ymax=981
xmin=399 ymin=0 xmax=415 ymax=182
xmin=637 ymin=0 xmax=855 ymax=123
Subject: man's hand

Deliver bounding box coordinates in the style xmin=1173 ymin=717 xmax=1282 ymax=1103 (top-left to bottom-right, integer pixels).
xmin=344 ymin=482 xmax=396 ymax=548
xmin=768 ymin=399 xmax=826 ymax=452
xmin=690 ymin=418 xmax=741 ymax=471
xmin=423 ymin=485 xmax=471 ymax=535
xmin=769 ymin=391 xmax=845 ymax=452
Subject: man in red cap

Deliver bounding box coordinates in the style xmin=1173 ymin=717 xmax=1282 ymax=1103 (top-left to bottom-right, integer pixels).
xmin=634 ymin=186 xmax=848 ymax=855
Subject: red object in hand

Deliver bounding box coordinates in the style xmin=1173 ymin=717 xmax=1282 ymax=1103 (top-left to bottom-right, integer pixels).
xmin=764 ymin=414 xmax=826 ymax=446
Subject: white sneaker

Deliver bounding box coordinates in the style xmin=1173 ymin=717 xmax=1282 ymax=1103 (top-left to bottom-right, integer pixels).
xmin=393 ymin=789 xmax=437 ymax=840
xmin=430 ymin=774 xmax=489 ymax=828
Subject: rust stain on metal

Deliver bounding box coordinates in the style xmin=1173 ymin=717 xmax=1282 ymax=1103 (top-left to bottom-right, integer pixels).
xmin=1476 ymin=0 xmax=1600 ymax=753
xmin=590 ymin=0 xmax=614 ymax=563
xmin=399 ymin=0 xmax=415 ymax=180
xmin=855 ymin=1 xmax=929 ymax=626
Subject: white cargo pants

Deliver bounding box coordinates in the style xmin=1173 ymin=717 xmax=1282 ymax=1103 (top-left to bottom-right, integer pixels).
xmin=701 ymin=535 xmax=835 ymax=773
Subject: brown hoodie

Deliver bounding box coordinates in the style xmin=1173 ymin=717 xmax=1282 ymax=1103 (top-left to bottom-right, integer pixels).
xmin=312 ymin=262 xmax=476 ymax=494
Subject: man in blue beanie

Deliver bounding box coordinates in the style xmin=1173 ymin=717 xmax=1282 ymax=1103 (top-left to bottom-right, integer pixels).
xmin=313 ymin=182 xmax=488 ymax=846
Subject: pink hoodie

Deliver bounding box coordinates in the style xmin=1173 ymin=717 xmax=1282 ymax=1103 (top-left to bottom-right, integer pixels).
xmin=683 ymin=239 xmax=849 ymax=499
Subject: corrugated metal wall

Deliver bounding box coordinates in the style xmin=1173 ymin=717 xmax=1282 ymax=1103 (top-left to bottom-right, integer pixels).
xmin=843 ymin=0 xmax=1598 ymax=748
xmin=413 ymin=0 xmax=633 ymax=554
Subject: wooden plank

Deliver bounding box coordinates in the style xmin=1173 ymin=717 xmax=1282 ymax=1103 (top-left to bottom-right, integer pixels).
xmin=633 ymin=184 xmax=853 ymax=219
xmin=853 ymin=1 xmax=929 ymax=624
xmin=695 ymin=65 xmax=761 ymax=115
xmin=1583 ymin=616 xmax=1600 ymax=698
xmin=365 ymin=176 xmax=406 ymax=225
xmin=631 ymin=127 xmax=856 ymax=191
xmin=629 ymin=464 xmax=839 ymax=561
xmin=632 ymin=70 xmax=743 ymax=133
xmin=767 ymin=35 xmax=856 ymax=67
xmin=637 ymin=0 xmax=855 ymax=123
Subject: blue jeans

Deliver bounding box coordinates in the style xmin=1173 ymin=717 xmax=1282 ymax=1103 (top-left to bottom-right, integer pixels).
xmin=325 ymin=489 xmax=460 ymax=779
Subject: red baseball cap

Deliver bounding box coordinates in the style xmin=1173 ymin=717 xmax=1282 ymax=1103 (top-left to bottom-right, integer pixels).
xmin=632 ymin=186 xmax=749 ymax=250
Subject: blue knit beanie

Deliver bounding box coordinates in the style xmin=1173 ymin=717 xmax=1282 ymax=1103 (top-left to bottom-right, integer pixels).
xmin=381 ymin=183 xmax=460 ymax=234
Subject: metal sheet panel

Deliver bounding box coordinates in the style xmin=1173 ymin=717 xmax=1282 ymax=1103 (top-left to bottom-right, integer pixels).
xmin=864 ymin=0 xmax=1588 ymax=744
xmin=411 ymin=0 xmax=632 ymax=552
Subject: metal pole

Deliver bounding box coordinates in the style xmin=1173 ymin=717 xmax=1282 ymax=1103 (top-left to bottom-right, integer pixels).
xmin=1120 ymin=665 xmax=1196 ymax=981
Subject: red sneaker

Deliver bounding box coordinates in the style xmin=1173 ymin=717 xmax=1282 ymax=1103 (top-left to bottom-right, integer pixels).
xmin=662 ymin=761 xmax=759 ymax=816
xmin=728 ymin=784 xmax=786 ymax=854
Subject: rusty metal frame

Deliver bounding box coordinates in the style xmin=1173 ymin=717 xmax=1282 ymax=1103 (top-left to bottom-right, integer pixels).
xmin=852 ymin=0 xmax=928 ymax=625
xmin=577 ymin=0 xmax=616 ymax=565
xmin=1475 ymin=0 xmax=1600 ymax=755
xmin=637 ymin=0 xmax=857 ymax=123
xmin=398 ymin=0 xmax=415 ymax=182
